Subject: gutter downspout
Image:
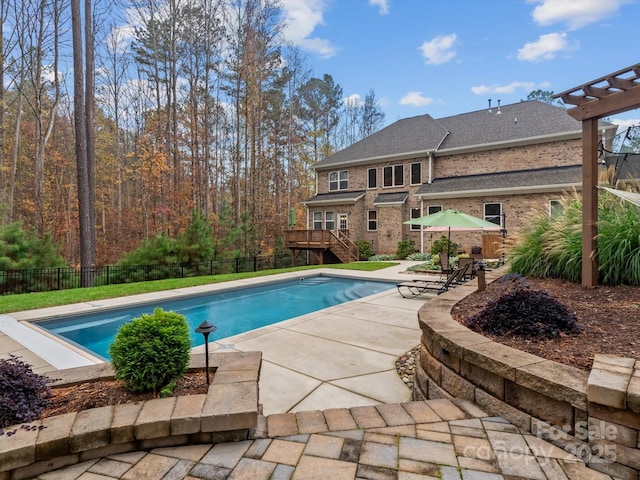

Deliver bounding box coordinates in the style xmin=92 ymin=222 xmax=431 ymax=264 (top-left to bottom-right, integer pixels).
xmin=423 ymin=131 xmax=449 ymax=252
xmin=420 ymin=199 xmax=424 ymax=253
xmin=429 ymin=130 xmax=450 ymax=184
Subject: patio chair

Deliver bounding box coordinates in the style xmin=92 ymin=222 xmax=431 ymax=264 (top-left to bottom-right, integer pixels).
xmin=397 ymin=267 xmax=462 ymax=298
xmin=456 ymin=257 xmax=475 ymax=281
xmin=470 ymin=246 xmax=483 ymax=262
xmin=439 ymin=252 xmax=453 ymax=278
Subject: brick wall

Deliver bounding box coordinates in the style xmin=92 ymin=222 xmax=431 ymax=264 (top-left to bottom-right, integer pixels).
xmin=309 ymin=138 xmax=582 ymax=255
xmin=434 ymin=139 xmax=582 ymax=178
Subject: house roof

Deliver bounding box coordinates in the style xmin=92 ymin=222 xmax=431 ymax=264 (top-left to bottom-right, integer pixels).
xmin=373 ymin=192 xmax=408 ymax=206
xmin=315 ymin=100 xmax=612 ymax=170
xmin=415 ymin=165 xmax=583 ymax=199
xmin=302 ymin=190 xmax=366 ymax=206
xmin=605 ymin=152 xmax=640 ymax=182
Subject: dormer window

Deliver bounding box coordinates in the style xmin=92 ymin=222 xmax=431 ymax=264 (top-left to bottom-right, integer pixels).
xmin=329 ymin=170 xmax=349 ymax=191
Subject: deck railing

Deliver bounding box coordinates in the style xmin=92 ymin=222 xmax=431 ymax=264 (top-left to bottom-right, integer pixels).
xmin=285 ymin=230 xmax=359 ymax=263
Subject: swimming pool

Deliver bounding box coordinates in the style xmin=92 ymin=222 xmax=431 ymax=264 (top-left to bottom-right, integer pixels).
xmin=37 ymin=275 xmax=395 ymax=360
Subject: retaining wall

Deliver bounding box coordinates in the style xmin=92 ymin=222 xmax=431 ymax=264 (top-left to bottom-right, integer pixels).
xmin=413 ymin=271 xmax=640 ymax=479
xmin=0 ymin=351 xmax=261 ymax=480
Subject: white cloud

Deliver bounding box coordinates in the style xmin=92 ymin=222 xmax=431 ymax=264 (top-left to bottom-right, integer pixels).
xmin=529 ymin=0 xmax=624 ymax=30
xmin=400 ymin=91 xmax=434 ymax=106
xmin=280 ymin=0 xmax=338 ymax=59
xmin=517 ymin=32 xmax=573 ymax=62
xmin=343 ymin=93 xmax=363 ymax=107
xmin=471 ymin=82 xmax=536 ymax=95
xmin=369 ymin=0 xmax=390 ymax=15
xmin=419 ymin=34 xmax=457 ymax=65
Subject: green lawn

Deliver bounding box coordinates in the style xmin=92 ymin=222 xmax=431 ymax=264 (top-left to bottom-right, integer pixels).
xmin=0 ymin=262 xmax=398 ymax=314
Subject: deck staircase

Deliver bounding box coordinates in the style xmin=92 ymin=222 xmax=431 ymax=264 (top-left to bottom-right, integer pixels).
xmin=285 ymin=230 xmax=360 ymax=264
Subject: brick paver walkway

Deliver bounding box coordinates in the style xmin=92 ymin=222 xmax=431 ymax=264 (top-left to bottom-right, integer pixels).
xmin=32 ymin=399 xmax=611 ymax=480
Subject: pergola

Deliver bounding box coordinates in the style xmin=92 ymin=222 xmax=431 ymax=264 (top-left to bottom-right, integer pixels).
xmin=554 ymin=63 xmax=640 ymax=287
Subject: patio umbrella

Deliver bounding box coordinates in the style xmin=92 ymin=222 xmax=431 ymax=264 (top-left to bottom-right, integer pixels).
xmin=404 ymin=209 xmax=501 ymax=254
xmin=288 ymin=207 xmax=296 ymax=228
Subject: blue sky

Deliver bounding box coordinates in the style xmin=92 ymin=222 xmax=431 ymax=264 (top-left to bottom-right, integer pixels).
xmin=280 ymin=0 xmax=640 ymax=131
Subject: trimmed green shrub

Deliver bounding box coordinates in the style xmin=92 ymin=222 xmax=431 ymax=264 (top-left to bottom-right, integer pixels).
xmin=406 ymin=252 xmax=432 ymax=261
xmin=396 ymin=239 xmax=416 ymax=259
xmin=109 ymin=308 xmax=192 ymax=394
xmin=368 ymin=254 xmax=396 ymax=261
xmin=354 ymin=240 xmax=374 ymax=260
xmin=430 ymin=235 xmax=457 ymax=257
xmin=0 ymin=355 xmax=52 ymax=428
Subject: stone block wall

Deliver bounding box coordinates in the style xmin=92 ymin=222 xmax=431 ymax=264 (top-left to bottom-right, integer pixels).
xmin=414 ymin=270 xmax=640 ymax=479
xmin=0 ymin=352 xmax=261 ymax=480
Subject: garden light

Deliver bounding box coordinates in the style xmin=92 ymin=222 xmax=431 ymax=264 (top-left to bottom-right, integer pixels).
xmin=195 ymin=320 xmax=217 ymax=385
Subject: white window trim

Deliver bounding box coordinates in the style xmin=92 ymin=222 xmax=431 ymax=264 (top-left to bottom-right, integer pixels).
xmin=410 ymin=207 xmax=422 ymax=231
xmin=329 ymin=170 xmax=349 ymax=191
xmin=367 ymin=168 xmax=377 ymax=189
xmin=410 ymin=162 xmax=422 ymax=186
xmin=549 ymin=199 xmax=562 ymax=217
xmin=382 ymin=165 xmax=404 ymax=188
xmin=427 ymin=205 xmax=442 ymax=215
xmin=325 ymin=211 xmax=336 ymax=231
xmin=367 ymin=210 xmax=378 ymax=231
xmin=483 ymin=202 xmax=503 ymax=227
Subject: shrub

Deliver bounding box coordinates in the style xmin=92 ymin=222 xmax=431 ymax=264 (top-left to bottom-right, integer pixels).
xmin=396 ymin=239 xmax=416 ymax=259
xmin=431 ymin=235 xmax=457 ymax=257
xmin=0 ymin=355 xmax=52 ymax=428
xmin=109 ymin=308 xmax=192 ymax=394
xmin=405 ymin=252 xmax=432 ymax=261
xmin=509 ymin=187 xmax=640 ymax=285
xmin=368 ymin=254 xmax=396 ymax=261
xmin=0 ymin=221 xmax=67 ymax=270
xmin=354 ymin=240 xmax=374 ymax=260
xmin=463 ymin=275 xmax=581 ymax=339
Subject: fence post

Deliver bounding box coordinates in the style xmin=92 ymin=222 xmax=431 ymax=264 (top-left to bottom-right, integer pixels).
xmin=235 ymin=257 xmax=239 ymax=273
xmin=253 ymin=256 xmax=257 ymax=272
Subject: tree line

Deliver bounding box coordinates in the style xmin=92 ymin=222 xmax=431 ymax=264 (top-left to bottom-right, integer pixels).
xmin=0 ymin=0 xmax=385 ymax=269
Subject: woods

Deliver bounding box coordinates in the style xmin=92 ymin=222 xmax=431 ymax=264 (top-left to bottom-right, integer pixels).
xmin=0 ymin=0 xmax=385 ymax=266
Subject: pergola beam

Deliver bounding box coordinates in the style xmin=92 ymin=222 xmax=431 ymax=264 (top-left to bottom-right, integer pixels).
xmin=567 ymin=84 xmax=640 ymax=121
xmin=553 ymin=63 xmax=640 ymax=287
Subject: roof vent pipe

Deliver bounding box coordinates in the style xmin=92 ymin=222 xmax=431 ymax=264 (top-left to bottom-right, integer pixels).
xmin=496 ymin=99 xmax=501 ymax=114
xmin=488 ymin=98 xmax=492 ymax=112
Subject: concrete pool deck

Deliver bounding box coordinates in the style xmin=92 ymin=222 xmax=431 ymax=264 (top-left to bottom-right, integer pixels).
xmin=1 ymin=263 xmax=615 ymax=479
xmin=0 ymin=262 xmax=431 ymax=415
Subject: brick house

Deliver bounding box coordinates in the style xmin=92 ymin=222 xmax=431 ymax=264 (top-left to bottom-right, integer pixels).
xmin=299 ymin=100 xmax=616 ymax=258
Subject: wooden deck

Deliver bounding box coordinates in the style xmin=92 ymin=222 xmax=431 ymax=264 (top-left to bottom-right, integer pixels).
xmin=285 ymin=230 xmax=359 ymax=264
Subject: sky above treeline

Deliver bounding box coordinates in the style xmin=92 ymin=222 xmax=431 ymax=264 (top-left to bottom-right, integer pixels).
xmin=278 ymin=0 xmax=639 ymax=133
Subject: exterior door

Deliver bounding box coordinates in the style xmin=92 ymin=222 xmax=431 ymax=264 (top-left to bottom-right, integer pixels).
xmin=338 ymin=213 xmax=348 ymax=232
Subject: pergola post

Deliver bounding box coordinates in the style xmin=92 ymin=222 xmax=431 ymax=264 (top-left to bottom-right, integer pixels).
xmin=582 ymin=118 xmax=599 ymax=287
xmin=554 ymin=63 xmax=640 ymax=288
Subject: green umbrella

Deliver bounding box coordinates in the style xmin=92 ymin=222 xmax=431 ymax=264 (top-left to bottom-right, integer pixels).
xmin=288 ymin=207 xmax=296 ymax=228
xmin=404 ymin=209 xmax=501 ymax=254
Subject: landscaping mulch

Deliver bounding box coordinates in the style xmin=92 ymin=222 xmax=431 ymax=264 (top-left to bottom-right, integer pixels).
xmin=41 ymin=371 xmax=210 ymax=418
xmin=451 ymin=276 xmax=640 ymax=371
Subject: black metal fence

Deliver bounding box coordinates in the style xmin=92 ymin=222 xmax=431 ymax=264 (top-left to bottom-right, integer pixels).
xmin=0 ymin=253 xmax=309 ymax=295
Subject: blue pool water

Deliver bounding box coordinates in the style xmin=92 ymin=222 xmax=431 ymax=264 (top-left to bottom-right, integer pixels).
xmin=38 ymin=275 xmax=395 ymax=360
